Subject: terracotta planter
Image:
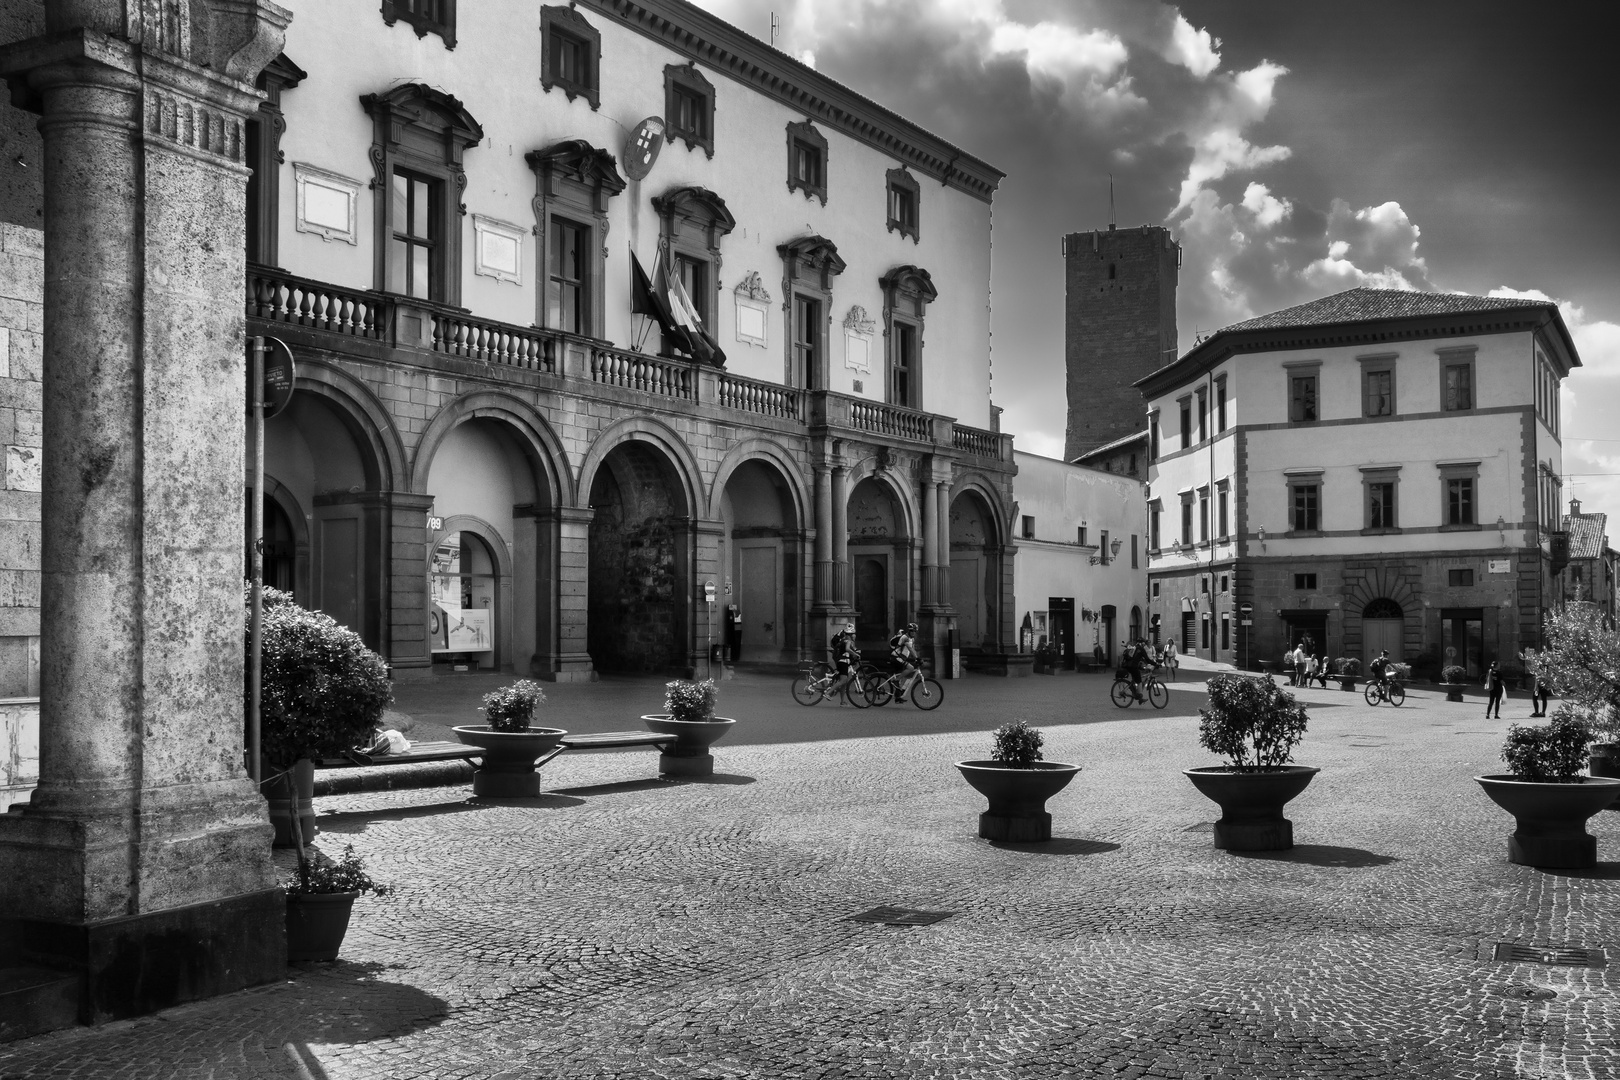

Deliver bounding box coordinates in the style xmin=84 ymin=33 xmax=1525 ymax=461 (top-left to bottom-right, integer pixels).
xmin=285 ymin=890 xmax=357 ymax=962
xmin=641 ymin=714 xmax=736 ymax=777
xmin=1183 ymin=765 xmax=1320 ymax=851
xmin=1442 ymin=683 xmax=1465 ymax=703
xmin=955 ymin=760 xmax=1081 ymax=842
xmin=261 ymin=758 xmax=316 ymax=849
xmin=1477 ymin=774 xmax=1620 ymax=867
xmin=1590 ymin=742 xmax=1620 ymax=781
xmin=452 ymin=725 xmax=567 ymax=797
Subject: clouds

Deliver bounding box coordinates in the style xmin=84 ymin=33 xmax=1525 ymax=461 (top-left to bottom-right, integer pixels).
xmin=1163 ymin=13 xmax=1221 ymax=78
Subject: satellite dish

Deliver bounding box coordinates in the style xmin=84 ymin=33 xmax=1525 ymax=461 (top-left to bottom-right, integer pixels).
xmin=624 ymin=116 xmax=665 ymax=181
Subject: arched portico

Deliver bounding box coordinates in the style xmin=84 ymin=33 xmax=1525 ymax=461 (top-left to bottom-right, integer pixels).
xmin=717 ymin=454 xmax=805 ymax=664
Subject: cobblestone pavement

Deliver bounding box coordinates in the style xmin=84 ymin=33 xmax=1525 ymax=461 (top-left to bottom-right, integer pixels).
xmin=2 ymin=672 xmax=1613 ymax=1079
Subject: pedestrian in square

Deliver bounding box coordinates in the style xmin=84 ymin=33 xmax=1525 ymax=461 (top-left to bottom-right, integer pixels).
xmin=1484 ymin=661 xmax=1504 ymax=719
xmin=1294 ymin=646 xmax=1308 ymax=687
xmin=1530 ymin=672 xmax=1550 ymax=717
xmin=1314 ymin=653 xmax=1331 ymax=688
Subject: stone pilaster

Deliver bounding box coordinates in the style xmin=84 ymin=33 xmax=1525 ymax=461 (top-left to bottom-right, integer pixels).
xmin=0 ymin=0 xmax=292 ymax=1026
xmin=551 ymin=505 xmax=596 ymax=681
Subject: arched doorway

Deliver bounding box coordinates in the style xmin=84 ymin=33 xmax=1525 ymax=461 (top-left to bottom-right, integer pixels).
xmin=423 ymin=418 xmax=540 ymax=672
xmin=244 ymin=488 xmax=304 ymax=597
xmin=587 ymin=441 xmax=690 ymax=672
xmin=847 ymin=476 xmax=912 ymax=648
xmin=720 ymin=460 xmax=800 ymax=665
xmin=948 ymin=491 xmax=999 ymax=649
xmin=1130 ymin=605 xmax=1142 ymax=644
xmin=1361 ymin=597 xmax=1403 ymax=666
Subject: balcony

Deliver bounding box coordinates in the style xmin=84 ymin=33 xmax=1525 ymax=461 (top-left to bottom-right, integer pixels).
xmin=246 ymin=265 xmax=1011 ymax=464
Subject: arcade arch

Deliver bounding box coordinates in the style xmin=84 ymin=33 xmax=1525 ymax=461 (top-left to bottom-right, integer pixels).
xmin=947 ymin=488 xmax=1000 ymax=649
xmin=847 ymin=474 xmax=914 ymax=646
xmin=719 ymin=458 xmax=803 ymax=663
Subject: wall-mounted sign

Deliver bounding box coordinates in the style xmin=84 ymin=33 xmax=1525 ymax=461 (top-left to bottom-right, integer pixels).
xmin=248 ymin=336 xmax=296 ymax=419
xmin=1488 ymin=559 xmax=1511 ymax=574
xmin=427 ymin=516 xmax=444 ymax=532
xmin=624 ymin=116 xmax=665 ymax=181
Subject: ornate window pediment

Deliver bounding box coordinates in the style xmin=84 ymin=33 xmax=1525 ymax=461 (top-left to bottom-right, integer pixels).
xmin=527 ymin=139 xmax=627 ymax=210
xmin=527 ymin=140 xmax=626 ymax=337
xmin=381 ymin=0 xmax=457 ymax=49
xmin=786 ymin=120 xmax=828 ymax=205
xmin=665 ymin=64 xmax=716 ymax=158
xmin=651 ymin=186 xmax=736 ymax=243
xmin=541 ymin=5 xmax=602 ymax=110
xmin=777 ymin=234 xmax=846 ymax=289
xmin=879 ymin=265 xmax=938 ymax=316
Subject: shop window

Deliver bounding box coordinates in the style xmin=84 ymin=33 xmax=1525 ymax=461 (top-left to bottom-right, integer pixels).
xmin=541 ymin=5 xmax=601 ymax=109
xmin=381 ymin=0 xmax=457 ymax=49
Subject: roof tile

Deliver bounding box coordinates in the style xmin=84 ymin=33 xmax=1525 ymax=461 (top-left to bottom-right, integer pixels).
xmin=1219 ymin=288 xmax=1556 ymax=334
xmin=1562 ymin=512 xmax=1609 ymax=560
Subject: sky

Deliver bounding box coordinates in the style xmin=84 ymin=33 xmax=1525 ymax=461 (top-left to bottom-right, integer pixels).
xmin=691 ymin=0 xmax=1620 ymax=523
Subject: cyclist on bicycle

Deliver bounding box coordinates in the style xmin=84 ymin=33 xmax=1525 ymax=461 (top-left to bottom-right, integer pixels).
xmin=1123 ymin=639 xmax=1151 ymax=702
xmin=829 ymin=622 xmax=860 ymax=698
xmin=1368 ymin=650 xmax=1391 ymax=691
xmin=888 ymin=622 xmax=920 ymax=703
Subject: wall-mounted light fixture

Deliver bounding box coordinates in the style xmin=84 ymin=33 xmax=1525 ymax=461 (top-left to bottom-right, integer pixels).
xmin=1258 ymin=525 xmax=1266 ymax=553
xmin=1110 ymin=536 xmax=1124 ymax=558
xmin=1497 ymin=515 xmax=1507 ymax=545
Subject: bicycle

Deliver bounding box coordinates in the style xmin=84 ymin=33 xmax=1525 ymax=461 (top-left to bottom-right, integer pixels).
xmin=866 ymin=664 xmax=943 ymax=710
xmin=1364 ymin=677 xmax=1405 ymax=707
xmin=1110 ymin=668 xmax=1169 ymax=709
xmin=790 ymin=659 xmax=873 ymax=708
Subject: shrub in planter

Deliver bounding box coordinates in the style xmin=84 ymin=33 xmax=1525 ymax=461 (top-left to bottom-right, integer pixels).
xmin=957 ymin=721 xmax=1078 ymax=841
xmin=1478 ymin=706 xmax=1619 ymax=868
xmin=665 ymin=678 xmax=718 ymax=722
xmin=642 ymin=679 xmax=732 ymax=777
xmin=1501 ymin=708 xmax=1594 ymax=782
xmin=991 ymin=720 xmax=1044 ymax=768
xmin=1441 ymin=664 xmax=1468 ymax=685
xmin=284 ymin=844 xmax=392 ymax=962
xmin=1333 ymin=657 xmax=1361 ymax=677
xmin=481 ymin=680 xmax=547 ymax=732
xmin=1186 ymin=675 xmax=1318 ymax=851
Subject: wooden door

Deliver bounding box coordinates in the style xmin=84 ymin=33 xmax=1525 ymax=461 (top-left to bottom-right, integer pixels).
xmin=1363 ymin=618 xmax=1403 ymax=665
xmin=950 ymin=554 xmax=982 ymax=646
xmin=854 ymin=555 xmax=888 ymax=644
xmin=738 ymin=542 xmax=781 ymax=656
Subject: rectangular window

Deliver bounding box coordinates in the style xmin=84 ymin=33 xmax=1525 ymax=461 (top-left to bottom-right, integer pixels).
xmin=1201 ymin=577 xmax=1209 ymax=594
xmin=891 ymin=321 xmax=918 ymax=408
xmin=887 ymin=183 xmax=917 ymax=236
xmin=1021 ymin=515 xmax=1035 ymax=540
xmin=1197 ymin=388 xmax=1207 ymax=443
xmin=1443 ymin=363 xmax=1473 ymax=411
xmin=1221 ymin=613 xmax=1230 ymax=651
xmin=1449 ymin=568 xmax=1475 ymax=587
xmin=551 ymin=28 xmax=590 ymax=86
xmin=793 ymin=294 xmax=821 ymax=389
xmin=793 ymin=140 xmax=823 ymax=189
xmin=1149 ymin=414 xmax=1161 ymax=460
xmin=1078 ymin=525 xmax=1088 ymax=547
xmin=1364 ymin=369 xmax=1393 ymax=416
xmin=1217 ymin=380 xmax=1228 ymax=431
xmin=1295 ymin=573 xmax=1317 ymax=590
xmin=1291 ymin=483 xmax=1319 ymax=532
xmin=1179 ymin=400 xmax=1191 ymax=449
xmin=1149 ymin=505 xmax=1160 ymax=550
xmin=1448 ymin=477 xmax=1475 ymax=525
xmin=671 ymin=84 xmax=708 ymax=142
xmin=1290 ymin=375 xmax=1318 ymax=422
xmin=1217 ymin=487 xmax=1229 ymax=538
xmin=1131 ymin=534 xmax=1139 ymax=569
xmin=1368 ymin=481 xmax=1396 ymax=529
xmin=1101 ymin=530 xmax=1111 ymax=562
xmin=1198 ymin=488 xmax=1209 ymax=542
xmin=676 ymin=253 xmax=709 ymax=327
xmin=1220 ymin=573 xmax=1229 ymax=593
xmin=547 ymin=216 xmax=588 ymax=334
xmin=1181 ymin=499 xmax=1193 ymax=545
xmin=1152 ymin=581 xmax=1161 ymax=598
xmin=387 ymin=169 xmax=438 ymax=300
xmin=1201 ymin=613 xmax=1210 ymax=650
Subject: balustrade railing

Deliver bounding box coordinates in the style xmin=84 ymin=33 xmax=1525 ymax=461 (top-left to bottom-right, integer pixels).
xmin=431 ymin=311 xmax=556 ymax=372
xmin=848 ymin=398 xmax=933 ymax=442
xmin=248 ymin=268 xmax=388 ymax=341
xmin=718 ymin=372 xmax=803 ymax=420
xmin=952 ymin=424 xmax=1001 ymax=458
xmin=590 ymin=345 xmax=693 ymax=400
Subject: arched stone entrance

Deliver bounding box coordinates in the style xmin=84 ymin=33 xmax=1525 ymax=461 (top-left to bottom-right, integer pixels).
xmin=587 ymin=441 xmax=692 ymax=672
xmin=719 ymin=459 xmax=802 ymax=665
xmin=847 ymin=475 xmax=913 ymax=648
xmin=1361 ymin=597 xmax=1405 ymax=667
xmin=947 ymin=490 xmax=1000 ymax=649
xmin=422 ymin=418 xmax=543 ymax=673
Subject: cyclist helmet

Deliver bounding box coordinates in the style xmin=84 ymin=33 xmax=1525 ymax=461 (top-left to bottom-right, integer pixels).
xmin=905 ymin=622 xmax=918 ymax=633
xmin=844 ymin=622 xmax=855 ymax=633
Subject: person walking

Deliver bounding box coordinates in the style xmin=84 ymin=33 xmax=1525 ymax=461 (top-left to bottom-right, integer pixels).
xmin=1284 ymin=645 xmax=1298 ymax=685
xmin=1531 ymin=672 xmax=1550 ymax=717
xmin=1165 ymin=640 xmax=1179 ymax=681
xmin=1294 ymin=646 xmax=1308 ymax=687
xmin=1484 ymin=661 xmax=1504 ymax=719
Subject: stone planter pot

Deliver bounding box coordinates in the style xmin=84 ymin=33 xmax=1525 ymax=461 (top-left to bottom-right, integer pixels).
xmin=1476 ymin=774 xmax=1620 ymax=867
xmin=452 ymin=725 xmax=568 ymax=797
xmin=1441 ymin=683 xmax=1465 ymax=703
xmin=955 ymin=760 xmax=1081 ymax=842
xmin=1337 ymin=677 xmax=1357 ymax=692
xmin=285 ymin=890 xmax=357 ymax=962
xmin=1183 ymin=766 xmax=1320 ymax=851
xmin=261 ymin=758 xmax=316 ymax=849
xmin=641 ymin=714 xmax=736 ymax=777
xmin=1590 ymin=742 xmax=1620 ymax=781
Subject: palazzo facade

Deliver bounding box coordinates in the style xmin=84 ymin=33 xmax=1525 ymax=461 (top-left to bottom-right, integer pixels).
xmin=247 ymin=0 xmax=1017 ymax=679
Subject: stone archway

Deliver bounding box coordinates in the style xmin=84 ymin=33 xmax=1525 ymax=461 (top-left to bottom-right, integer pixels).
xmin=587 ymin=441 xmax=693 ymax=672
xmin=847 ymin=475 xmax=913 ymax=648
xmin=719 ymin=459 xmax=802 ymax=664
xmin=948 ymin=489 xmax=999 ymax=649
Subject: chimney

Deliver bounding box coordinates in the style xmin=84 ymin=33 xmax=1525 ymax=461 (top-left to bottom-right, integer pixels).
xmin=1570 ymin=497 xmax=1582 ymax=516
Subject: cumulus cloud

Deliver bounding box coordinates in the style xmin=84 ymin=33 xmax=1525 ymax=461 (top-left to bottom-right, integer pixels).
xmin=1241 ymin=183 xmax=1290 ymax=227
xmin=1164 ymin=14 xmax=1222 ymax=78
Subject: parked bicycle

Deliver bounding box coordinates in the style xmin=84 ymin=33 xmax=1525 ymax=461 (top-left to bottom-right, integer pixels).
xmin=1364 ymin=677 xmax=1405 ymax=707
xmin=791 ymin=659 xmax=873 ymax=708
xmin=1110 ymin=669 xmax=1169 ymax=709
xmin=865 ymin=663 xmax=943 ymax=710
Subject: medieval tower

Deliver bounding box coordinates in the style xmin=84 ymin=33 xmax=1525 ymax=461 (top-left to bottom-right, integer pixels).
xmin=1062 ymin=225 xmax=1180 ymax=460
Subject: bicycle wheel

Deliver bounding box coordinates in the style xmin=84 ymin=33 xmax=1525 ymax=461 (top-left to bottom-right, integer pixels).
xmin=1363 ymin=683 xmax=1380 ymax=707
xmin=791 ymin=670 xmax=826 ymax=706
xmin=1147 ymin=679 xmax=1169 ymax=708
xmin=1388 ymin=682 xmax=1405 ymax=707
xmin=867 ymin=676 xmax=894 ymax=707
xmin=910 ymin=676 xmax=944 ymax=710
xmin=844 ymin=673 xmax=871 ymax=708
xmin=1109 ymin=680 xmax=1134 ymax=708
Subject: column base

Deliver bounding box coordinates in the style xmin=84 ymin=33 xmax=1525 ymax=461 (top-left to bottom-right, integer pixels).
xmin=1 ymin=888 xmax=286 ymax=1031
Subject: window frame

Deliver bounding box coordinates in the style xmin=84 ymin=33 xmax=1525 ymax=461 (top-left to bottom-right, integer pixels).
xmin=1358 ymin=352 xmax=1397 ymax=418
xmin=1439 ymin=346 xmax=1476 ymax=413
xmin=1196 ymin=387 xmax=1208 ymax=443
xmin=1294 ymin=572 xmax=1318 ymax=590
xmin=1448 ymin=568 xmax=1475 ymax=587
xmin=1216 ymin=376 xmax=1228 ymax=432
xmin=546 ymin=214 xmax=589 ymax=334
xmin=1216 ymin=479 xmax=1230 ymax=540
xmin=380 ymin=0 xmax=457 ymax=50
xmin=1149 ymin=410 xmax=1161 ymax=460
xmin=652 ymin=185 xmax=736 ymax=357
xmin=885 ymin=166 xmax=921 ymax=242
xmin=1438 ymin=460 xmax=1481 ymax=530
xmin=786 ymin=120 xmax=829 ymax=205
xmin=387 ymin=168 xmax=440 ymax=300
xmin=246 ymin=54 xmax=306 ymax=267
xmin=778 ymin=234 xmax=844 ymax=389
xmin=528 ymin=140 xmax=627 ymax=338
xmin=1149 ymin=500 xmax=1161 ymax=551
xmin=879 ymin=265 xmax=936 ymax=411
xmin=1287 ymin=471 xmax=1323 ymax=533
xmin=664 ymin=63 xmax=716 ymax=158
xmin=541 ymin=5 xmax=602 ymax=110
xmin=1179 ymin=396 xmax=1192 ymax=450
xmin=1360 ymin=465 xmax=1401 ymax=534
xmin=1021 ymin=515 xmax=1035 ymax=540
xmin=1284 ymin=360 xmax=1322 ymax=424
xmin=1180 ymin=493 xmax=1194 ymax=546
xmin=1198 ymin=486 xmax=1210 ymax=543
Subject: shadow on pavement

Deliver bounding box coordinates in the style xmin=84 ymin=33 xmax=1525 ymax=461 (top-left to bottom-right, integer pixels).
xmin=551 ymin=777 xmax=678 ymax=797
xmin=1538 ymin=863 xmax=1620 ymax=880
xmin=992 ymin=838 xmax=1121 ymax=856
xmin=1232 ymin=844 xmax=1398 ymax=868
xmin=315 ymin=799 xmax=529 ymax=834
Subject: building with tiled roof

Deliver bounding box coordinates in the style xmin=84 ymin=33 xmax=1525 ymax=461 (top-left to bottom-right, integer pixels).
xmin=1135 ymin=287 xmax=1581 ymax=676
xmin=1561 ymin=499 xmax=1615 ymax=617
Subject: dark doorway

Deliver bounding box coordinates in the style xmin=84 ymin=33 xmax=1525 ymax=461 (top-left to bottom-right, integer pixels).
xmin=854 ymin=556 xmax=889 ymax=644
xmin=1442 ymin=609 xmax=1484 ymax=678
xmin=1049 ymin=597 xmax=1075 ymax=668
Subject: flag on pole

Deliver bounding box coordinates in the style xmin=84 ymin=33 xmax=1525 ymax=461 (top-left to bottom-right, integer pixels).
xmin=663 ymin=253 xmax=727 ymax=367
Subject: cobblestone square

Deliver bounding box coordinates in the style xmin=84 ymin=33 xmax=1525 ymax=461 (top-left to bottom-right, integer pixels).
xmin=2 ymin=670 xmax=1615 ymax=1079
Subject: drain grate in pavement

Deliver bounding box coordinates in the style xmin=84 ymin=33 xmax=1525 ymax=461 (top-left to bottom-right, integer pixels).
xmin=1492 ymin=942 xmax=1607 ymax=967
xmin=848 ymin=905 xmax=954 ymax=927
xmin=1501 ymin=984 xmax=1557 ymax=1001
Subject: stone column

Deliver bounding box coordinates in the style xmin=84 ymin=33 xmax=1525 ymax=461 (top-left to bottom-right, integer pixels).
xmin=692 ymin=518 xmax=727 ymax=676
xmin=921 ymin=477 xmax=939 ymax=607
xmin=936 ymin=478 xmax=953 ymax=604
xmin=385 ymin=492 xmax=436 ymax=677
xmin=812 ymin=462 xmax=832 ymax=605
xmin=831 ymin=455 xmax=850 ymax=608
xmin=553 ymin=505 xmax=597 ymax=681
xmin=0 ymin=1 xmax=292 ymax=1026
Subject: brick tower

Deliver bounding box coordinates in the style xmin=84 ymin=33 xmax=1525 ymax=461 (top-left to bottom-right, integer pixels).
xmin=1062 ymin=225 xmax=1180 ymax=460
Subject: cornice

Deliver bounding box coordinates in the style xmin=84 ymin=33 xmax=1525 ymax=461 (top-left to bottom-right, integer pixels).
xmin=575 ymin=0 xmax=1004 ymax=204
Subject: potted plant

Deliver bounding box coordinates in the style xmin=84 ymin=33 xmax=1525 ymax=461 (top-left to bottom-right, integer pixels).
xmin=1184 ymin=674 xmax=1318 ymax=851
xmin=284 ymin=844 xmax=391 ymax=962
xmin=1332 ymin=656 xmax=1360 ymax=692
xmin=249 ymin=587 xmax=393 ymax=848
xmin=1476 ymin=708 xmax=1620 ymax=867
xmin=1032 ymin=639 xmax=1061 ymax=675
xmin=642 ymin=678 xmax=734 ymax=777
xmin=1440 ymin=664 xmax=1468 ymax=702
xmin=453 ymin=679 xmax=567 ymax=797
xmin=955 ymin=720 xmax=1080 ymax=842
